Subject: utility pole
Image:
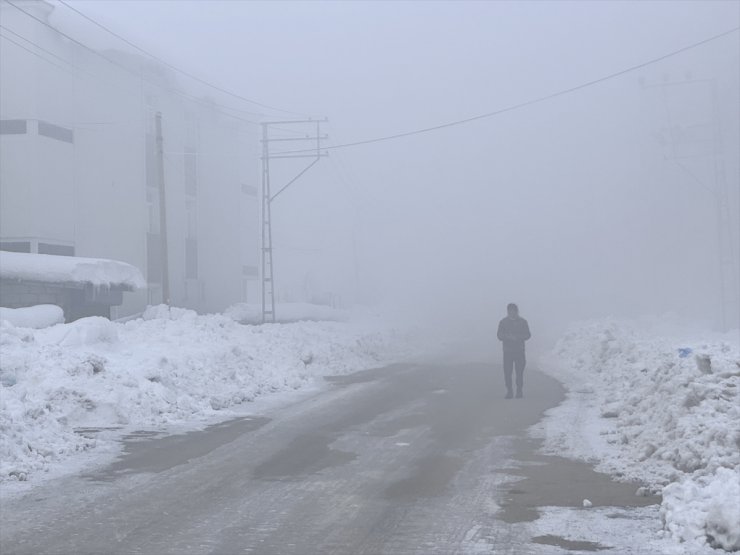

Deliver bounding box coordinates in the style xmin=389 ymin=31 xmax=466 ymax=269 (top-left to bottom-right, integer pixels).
xmin=260 ymin=119 xmax=328 ymax=323
xmin=260 ymin=123 xmax=275 ymax=323
xmin=155 ymin=112 xmax=171 ymax=305
xmin=642 ymin=76 xmax=737 ymax=331
xmin=708 ymin=80 xmax=735 ymax=332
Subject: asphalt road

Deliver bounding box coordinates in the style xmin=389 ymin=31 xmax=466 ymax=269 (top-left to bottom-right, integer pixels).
xmin=0 ymin=362 xmax=657 ymax=554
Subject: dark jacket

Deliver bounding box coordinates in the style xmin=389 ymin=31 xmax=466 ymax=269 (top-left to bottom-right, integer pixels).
xmin=497 ymin=316 xmax=531 ymax=353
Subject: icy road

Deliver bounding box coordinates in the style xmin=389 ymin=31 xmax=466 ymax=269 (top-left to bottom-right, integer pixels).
xmin=0 ymin=362 xmax=659 ymax=554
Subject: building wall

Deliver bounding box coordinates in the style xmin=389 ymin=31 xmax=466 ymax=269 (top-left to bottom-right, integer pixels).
xmin=0 ymin=1 xmax=259 ymax=317
xmin=0 ymin=279 xmax=124 ymax=321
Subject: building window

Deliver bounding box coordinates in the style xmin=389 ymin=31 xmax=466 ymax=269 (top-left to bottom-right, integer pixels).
xmin=241 ymin=183 xmax=258 ymax=196
xmin=0 ymin=120 xmax=27 ymax=135
xmin=184 ymin=147 xmax=197 ymax=197
xmin=185 ymin=237 xmax=198 ymax=280
xmin=38 ymin=121 xmax=73 ymax=144
xmin=242 ymin=265 xmax=258 ymax=277
xmin=38 ymin=243 xmax=74 ymax=256
xmin=145 ymin=132 xmax=158 ymax=190
xmin=186 ymin=199 xmax=197 ymax=238
xmin=0 ymin=241 xmax=31 ymax=252
xmin=146 ymin=232 xmax=162 ymax=284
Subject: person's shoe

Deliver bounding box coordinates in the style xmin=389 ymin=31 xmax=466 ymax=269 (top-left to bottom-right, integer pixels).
xmin=516 ymin=389 xmax=523 ymax=399
xmin=505 ymin=390 xmax=513 ymax=399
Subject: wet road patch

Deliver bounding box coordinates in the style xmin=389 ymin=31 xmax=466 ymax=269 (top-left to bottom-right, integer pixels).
xmin=254 ymin=433 xmax=357 ymax=479
xmin=497 ymin=437 xmax=660 ymax=524
xmin=532 ymin=534 xmax=609 ymax=551
xmin=86 ymin=416 xmax=270 ymax=480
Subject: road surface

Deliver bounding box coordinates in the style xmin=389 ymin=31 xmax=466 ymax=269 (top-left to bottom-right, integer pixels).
xmin=0 ymin=362 xmax=657 ymax=554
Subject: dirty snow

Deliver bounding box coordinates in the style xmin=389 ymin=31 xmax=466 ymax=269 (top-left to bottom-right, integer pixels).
xmin=536 ymin=318 xmax=740 ymax=552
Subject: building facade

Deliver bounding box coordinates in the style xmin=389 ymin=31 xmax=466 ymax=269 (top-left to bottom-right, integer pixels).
xmin=0 ymin=0 xmax=260 ymax=316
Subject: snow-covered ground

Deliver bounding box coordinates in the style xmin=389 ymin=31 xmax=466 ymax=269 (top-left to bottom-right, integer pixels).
xmin=0 ymin=304 xmax=414 ymax=488
xmin=224 ymin=302 xmax=349 ymax=324
xmin=4 ymin=303 xmax=738 ymax=552
xmin=536 ymin=318 xmax=740 ymax=552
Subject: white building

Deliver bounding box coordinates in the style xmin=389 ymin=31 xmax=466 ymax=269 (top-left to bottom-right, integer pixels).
xmin=0 ymin=0 xmax=260 ymax=317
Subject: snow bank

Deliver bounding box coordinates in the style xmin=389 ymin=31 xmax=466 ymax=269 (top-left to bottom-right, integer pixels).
xmin=662 ymin=467 xmax=740 ymax=552
xmin=0 ymin=251 xmax=145 ymax=289
xmin=0 ymin=306 xmax=412 ymax=484
xmin=538 ymin=318 xmax=740 ymax=552
xmin=225 ymin=302 xmax=349 ymax=324
xmin=0 ymin=305 xmax=64 ymax=329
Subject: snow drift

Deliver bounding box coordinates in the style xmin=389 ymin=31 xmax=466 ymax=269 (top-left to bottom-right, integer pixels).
xmin=0 ymin=305 xmax=64 ymax=329
xmin=0 ymin=251 xmax=145 ymax=289
xmin=224 ymin=302 xmax=349 ymax=324
xmin=0 ymin=305 xmax=411 ymax=484
xmin=538 ymin=318 xmax=740 ymax=552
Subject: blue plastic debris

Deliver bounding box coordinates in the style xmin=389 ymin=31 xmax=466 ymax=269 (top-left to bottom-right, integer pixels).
xmin=678 ymin=347 xmax=693 ymax=358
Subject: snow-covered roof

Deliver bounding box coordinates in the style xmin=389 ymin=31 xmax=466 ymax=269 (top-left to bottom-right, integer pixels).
xmin=0 ymin=251 xmax=146 ymax=290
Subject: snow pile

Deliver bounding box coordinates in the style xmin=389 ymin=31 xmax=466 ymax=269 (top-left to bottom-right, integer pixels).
xmin=225 ymin=302 xmax=349 ymax=324
xmin=538 ymin=318 xmax=740 ymax=552
xmin=0 ymin=306 xmax=412 ymax=483
xmin=0 ymin=251 xmax=145 ymax=289
xmin=0 ymin=305 xmax=64 ymax=329
xmin=662 ymin=467 xmax=740 ymax=552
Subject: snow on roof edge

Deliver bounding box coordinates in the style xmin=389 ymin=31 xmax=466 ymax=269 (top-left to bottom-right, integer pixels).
xmin=0 ymin=251 xmax=146 ymax=290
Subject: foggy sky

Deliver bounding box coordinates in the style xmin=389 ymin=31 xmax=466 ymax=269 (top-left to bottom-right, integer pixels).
xmin=53 ymin=0 xmax=740 ymax=345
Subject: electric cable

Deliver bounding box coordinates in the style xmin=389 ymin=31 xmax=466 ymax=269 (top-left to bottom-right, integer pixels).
xmin=277 ymin=26 xmax=740 ymax=154
xmin=0 ymin=31 xmax=71 ymax=73
xmin=57 ymin=0 xmax=311 ymax=118
xmin=5 ymin=1 xmax=261 ymax=126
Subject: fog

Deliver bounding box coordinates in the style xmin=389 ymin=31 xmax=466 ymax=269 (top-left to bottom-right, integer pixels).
xmin=24 ymin=1 xmax=740 ymax=348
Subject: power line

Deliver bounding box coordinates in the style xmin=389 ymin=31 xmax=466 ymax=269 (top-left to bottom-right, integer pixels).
xmin=1 ymin=22 xmax=186 ymax=124
xmin=3 ymin=14 xmax=308 ymax=135
xmin=5 ymin=0 xmax=261 ymax=126
xmin=280 ymin=26 xmax=740 ymax=154
xmin=1 ymin=23 xmax=76 ymax=68
xmin=1 ymin=27 xmax=175 ymax=131
xmin=0 ymin=31 xmax=71 ymax=73
xmin=0 ymin=22 xmax=137 ymax=103
xmin=56 ymin=0 xmax=312 ymax=119
xmin=670 ymin=157 xmax=717 ymax=197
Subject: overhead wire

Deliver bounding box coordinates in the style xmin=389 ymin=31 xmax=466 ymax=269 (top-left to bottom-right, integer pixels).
xmin=0 ymin=25 xmax=180 ymax=131
xmin=56 ymin=0 xmax=311 ymax=119
xmin=0 ymin=31 xmax=72 ymax=73
xmin=1 ymin=23 xmax=78 ymax=69
xmin=0 ymin=22 xmax=150 ymax=117
xmin=1 ymin=19 xmax=308 ymax=135
xmin=5 ymin=0 xmax=261 ymax=126
xmin=0 ymin=33 xmax=136 ymax=129
xmin=4 ymin=1 xmax=737 ymax=159
xmin=276 ymin=26 xmax=740 ymax=155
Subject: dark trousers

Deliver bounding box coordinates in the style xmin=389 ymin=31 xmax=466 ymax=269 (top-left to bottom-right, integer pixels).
xmin=503 ymin=350 xmax=526 ymax=392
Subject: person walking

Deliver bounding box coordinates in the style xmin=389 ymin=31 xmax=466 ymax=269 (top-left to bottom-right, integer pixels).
xmin=497 ymin=303 xmax=531 ymax=399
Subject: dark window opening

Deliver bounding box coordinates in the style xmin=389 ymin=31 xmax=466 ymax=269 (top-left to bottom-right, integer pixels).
xmin=241 ymin=183 xmax=258 ymax=196
xmin=184 ymin=148 xmax=197 ymax=196
xmin=147 ymin=232 xmax=162 ymax=284
xmin=186 ymin=238 xmax=198 ymax=280
xmin=0 ymin=241 xmax=31 ymax=253
xmin=38 ymin=121 xmax=74 ymax=143
xmin=38 ymin=243 xmax=75 ymax=256
xmin=145 ymin=133 xmax=158 ymax=189
xmin=0 ymin=120 xmax=27 ymax=135
xmin=242 ymin=265 xmax=258 ymax=277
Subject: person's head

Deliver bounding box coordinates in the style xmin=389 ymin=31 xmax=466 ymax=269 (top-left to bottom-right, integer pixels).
xmin=507 ymin=303 xmax=519 ymax=318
